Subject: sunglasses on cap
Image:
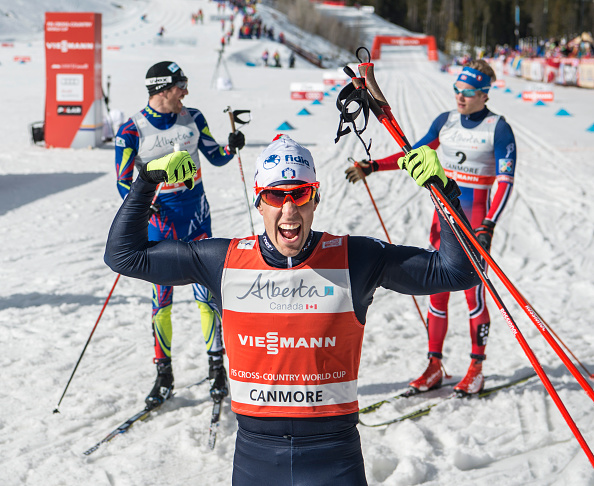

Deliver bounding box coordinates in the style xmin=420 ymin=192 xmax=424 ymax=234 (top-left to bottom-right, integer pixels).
xmin=453 ymin=84 xmax=488 ymax=97
xmin=256 ymin=182 xmax=320 ymax=208
xmin=174 ymin=80 xmax=188 ymax=90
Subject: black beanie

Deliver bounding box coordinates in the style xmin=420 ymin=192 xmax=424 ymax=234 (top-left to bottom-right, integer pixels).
xmin=145 ymin=61 xmax=187 ymax=96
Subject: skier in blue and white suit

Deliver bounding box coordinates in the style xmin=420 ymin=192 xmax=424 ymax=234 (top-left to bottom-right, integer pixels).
xmin=114 ymin=61 xmax=246 ymax=409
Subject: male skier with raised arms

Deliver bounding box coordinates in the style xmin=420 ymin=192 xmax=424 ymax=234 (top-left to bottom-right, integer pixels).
xmin=105 ymin=135 xmax=478 ymax=484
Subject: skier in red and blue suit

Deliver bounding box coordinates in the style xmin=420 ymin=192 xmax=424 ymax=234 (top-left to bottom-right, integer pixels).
xmin=114 ymin=61 xmax=245 ymax=408
xmin=345 ymin=59 xmax=517 ymax=395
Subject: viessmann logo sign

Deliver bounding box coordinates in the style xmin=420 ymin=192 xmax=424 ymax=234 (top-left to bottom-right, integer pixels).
xmin=238 ymin=332 xmax=337 ymax=355
xmin=46 ymin=41 xmax=94 ymax=53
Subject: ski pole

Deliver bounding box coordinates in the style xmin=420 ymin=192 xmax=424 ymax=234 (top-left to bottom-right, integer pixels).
xmin=102 ymin=75 xmax=117 ymax=140
xmin=522 ymin=299 xmax=594 ymax=380
xmin=53 ymin=173 xmax=164 ymax=413
xmin=346 ymin=157 xmax=451 ymax=379
xmin=348 ymin=158 xmax=392 ymax=240
xmin=352 ymin=58 xmax=594 ymax=402
xmin=224 ymin=106 xmax=255 ymax=235
xmin=346 ymin=56 xmax=594 ymax=465
xmin=53 ymin=273 xmax=121 ymax=413
xmin=428 ymin=184 xmax=594 ymax=467
xmin=431 ymin=183 xmax=594 ymax=401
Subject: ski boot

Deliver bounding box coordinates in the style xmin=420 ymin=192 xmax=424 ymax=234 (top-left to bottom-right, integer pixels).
xmin=408 ymin=356 xmax=443 ymax=393
xmin=454 ymin=357 xmax=485 ymax=396
xmin=145 ymin=359 xmax=174 ymax=410
xmin=209 ymin=355 xmax=229 ymax=402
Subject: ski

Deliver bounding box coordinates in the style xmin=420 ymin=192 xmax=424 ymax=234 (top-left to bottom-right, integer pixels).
xmin=83 ymin=406 xmax=153 ymax=455
xmin=208 ymin=398 xmax=223 ymax=450
xmin=359 ymin=381 xmax=457 ymax=415
xmin=359 ymin=372 xmax=537 ymax=428
xmin=83 ymin=377 xmax=209 ymax=456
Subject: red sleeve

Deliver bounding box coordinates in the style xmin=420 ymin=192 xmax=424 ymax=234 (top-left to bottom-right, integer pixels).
xmin=373 ymin=139 xmax=440 ymax=172
xmin=485 ymin=179 xmax=513 ymax=223
xmin=374 ymin=152 xmax=404 ymax=171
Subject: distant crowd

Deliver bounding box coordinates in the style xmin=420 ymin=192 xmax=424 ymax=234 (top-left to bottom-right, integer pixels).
xmin=488 ymin=32 xmax=593 ymax=61
xmin=448 ymin=32 xmax=594 ymax=67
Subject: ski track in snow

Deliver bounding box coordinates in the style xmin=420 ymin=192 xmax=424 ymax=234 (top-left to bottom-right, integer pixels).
xmin=1 ymin=0 xmax=594 ymax=485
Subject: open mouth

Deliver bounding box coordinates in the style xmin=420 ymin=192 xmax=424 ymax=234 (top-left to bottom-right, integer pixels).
xmin=279 ymin=223 xmax=301 ymax=241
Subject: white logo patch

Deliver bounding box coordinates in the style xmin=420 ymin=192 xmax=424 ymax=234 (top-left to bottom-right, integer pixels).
xmin=237 ymin=239 xmax=255 ymax=250
xmin=322 ymin=238 xmax=342 ymax=249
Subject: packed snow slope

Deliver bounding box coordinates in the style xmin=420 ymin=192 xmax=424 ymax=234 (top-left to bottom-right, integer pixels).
xmin=1 ymin=1 xmax=594 ymax=485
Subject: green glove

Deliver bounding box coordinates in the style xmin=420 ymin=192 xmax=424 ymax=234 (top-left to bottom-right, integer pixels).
xmin=397 ymin=146 xmax=447 ymax=189
xmin=141 ymin=151 xmax=197 ymax=190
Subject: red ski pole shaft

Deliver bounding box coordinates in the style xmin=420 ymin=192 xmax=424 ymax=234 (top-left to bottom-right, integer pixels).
xmin=357 ymin=168 xmax=427 ymax=326
xmin=356 ymin=166 xmax=428 ymax=332
xmin=523 ymin=300 xmax=594 ymax=380
xmin=55 ymin=175 xmax=163 ymax=413
xmin=358 ymin=174 xmax=391 ymax=243
xmin=53 ymin=273 xmax=121 ymax=413
xmin=431 ymin=186 xmax=594 ymax=402
xmin=429 ymin=186 xmax=594 ymax=466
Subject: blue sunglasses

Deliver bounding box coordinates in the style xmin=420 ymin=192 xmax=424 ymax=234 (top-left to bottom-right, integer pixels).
xmin=453 ymin=84 xmax=488 ymax=97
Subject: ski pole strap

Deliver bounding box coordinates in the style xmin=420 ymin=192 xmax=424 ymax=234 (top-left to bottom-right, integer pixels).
xmin=334 ymin=81 xmax=370 ymax=143
xmin=232 ymin=109 xmax=251 ymax=125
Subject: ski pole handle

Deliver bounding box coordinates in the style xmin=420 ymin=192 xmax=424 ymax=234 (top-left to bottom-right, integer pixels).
xmin=227 ymin=110 xmax=237 ymax=133
xmin=344 ymin=66 xmax=389 ymax=124
xmin=356 ymin=62 xmax=412 ymax=152
xmin=344 ymin=66 xmax=412 ymax=154
xmin=224 ymin=106 xmax=255 ymax=235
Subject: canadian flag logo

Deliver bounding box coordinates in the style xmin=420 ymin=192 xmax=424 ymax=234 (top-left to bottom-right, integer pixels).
xmin=306 ymin=304 xmax=317 ymax=310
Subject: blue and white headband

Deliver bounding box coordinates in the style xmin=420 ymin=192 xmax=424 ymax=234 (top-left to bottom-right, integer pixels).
xmin=456 ymin=67 xmax=491 ymax=92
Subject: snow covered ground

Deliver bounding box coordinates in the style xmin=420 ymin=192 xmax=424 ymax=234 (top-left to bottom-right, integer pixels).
xmin=1 ymin=1 xmax=594 ymax=485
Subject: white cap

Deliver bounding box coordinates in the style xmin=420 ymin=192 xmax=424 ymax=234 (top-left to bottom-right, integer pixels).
xmin=253 ymin=134 xmax=317 ymax=206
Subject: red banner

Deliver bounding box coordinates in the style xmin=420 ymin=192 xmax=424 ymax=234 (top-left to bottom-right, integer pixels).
xmin=371 ymin=35 xmax=439 ymax=61
xmin=290 ymin=82 xmax=325 ymax=101
xmin=521 ymin=90 xmax=554 ymax=102
xmin=44 ymin=12 xmax=102 ymax=148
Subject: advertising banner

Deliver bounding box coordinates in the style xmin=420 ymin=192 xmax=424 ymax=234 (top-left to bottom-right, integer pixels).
xmin=322 ymin=69 xmax=349 ymax=86
xmin=557 ymin=58 xmax=580 ymax=86
xmin=44 ymin=12 xmax=102 ymax=148
xmin=578 ymin=60 xmax=594 ymax=89
xmin=290 ymin=82 xmax=325 ymax=101
xmin=521 ymin=90 xmax=554 ymax=102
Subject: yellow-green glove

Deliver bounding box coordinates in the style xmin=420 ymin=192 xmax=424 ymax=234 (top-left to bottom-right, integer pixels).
xmin=140 ymin=151 xmax=197 ymax=190
xmin=397 ymin=146 xmax=447 ymax=189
